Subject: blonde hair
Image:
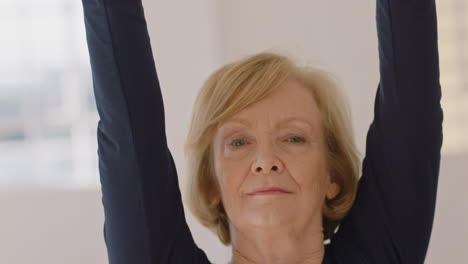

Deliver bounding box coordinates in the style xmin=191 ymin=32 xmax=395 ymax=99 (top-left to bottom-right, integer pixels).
xmin=183 ymin=51 xmax=360 ymax=245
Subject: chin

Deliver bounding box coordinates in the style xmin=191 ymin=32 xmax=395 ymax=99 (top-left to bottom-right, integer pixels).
xmin=242 ymin=211 xmax=295 ymax=227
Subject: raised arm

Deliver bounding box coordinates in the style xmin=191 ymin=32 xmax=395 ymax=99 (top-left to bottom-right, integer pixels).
xmin=329 ymin=0 xmax=443 ymax=263
xmin=81 ymin=0 xmax=210 ymax=263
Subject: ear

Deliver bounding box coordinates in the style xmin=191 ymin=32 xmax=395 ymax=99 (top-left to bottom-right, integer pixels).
xmin=209 ymin=192 xmax=223 ymax=210
xmin=325 ymin=173 xmax=340 ymax=200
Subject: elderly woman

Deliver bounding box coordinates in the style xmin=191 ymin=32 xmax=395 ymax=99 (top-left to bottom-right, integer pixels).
xmin=81 ymin=0 xmax=443 ymax=263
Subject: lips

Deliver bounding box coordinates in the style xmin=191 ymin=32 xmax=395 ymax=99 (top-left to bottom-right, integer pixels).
xmin=246 ymin=186 xmax=292 ymax=195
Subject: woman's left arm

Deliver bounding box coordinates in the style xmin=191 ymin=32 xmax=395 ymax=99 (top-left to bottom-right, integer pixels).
xmin=371 ymin=1 xmax=444 ymax=261
xmin=330 ymin=0 xmax=444 ymax=263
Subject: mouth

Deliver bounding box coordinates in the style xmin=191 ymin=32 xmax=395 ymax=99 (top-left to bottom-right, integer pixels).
xmin=246 ymin=186 xmax=292 ymax=196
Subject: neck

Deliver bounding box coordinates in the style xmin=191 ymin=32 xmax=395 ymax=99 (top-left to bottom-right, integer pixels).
xmin=229 ymin=221 xmax=325 ymax=264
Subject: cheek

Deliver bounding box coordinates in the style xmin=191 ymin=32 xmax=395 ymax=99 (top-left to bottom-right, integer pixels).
xmin=213 ymin=141 xmax=249 ymax=188
xmin=288 ymin=152 xmax=329 ymax=194
xmin=214 ymin=163 xmax=249 ymax=223
xmin=213 ymin=155 xmax=247 ymax=203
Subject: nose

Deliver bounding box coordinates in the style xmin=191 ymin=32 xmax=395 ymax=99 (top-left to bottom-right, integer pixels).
xmin=253 ymin=164 xmax=281 ymax=175
xmin=251 ymin=145 xmax=283 ymax=175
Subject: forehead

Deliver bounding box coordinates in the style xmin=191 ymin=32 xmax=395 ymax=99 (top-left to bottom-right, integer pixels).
xmin=221 ymin=116 xmax=315 ymax=130
xmin=218 ymin=78 xmax=321 ymax=129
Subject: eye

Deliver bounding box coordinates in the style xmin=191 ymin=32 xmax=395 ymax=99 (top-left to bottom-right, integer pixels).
xmin=228 ymin=136 xmax=306 ymax=148
xmin=286 ymin=136 xmax=306 ymax=143
xmin=228 ymin=138 xmax=248 ymax=148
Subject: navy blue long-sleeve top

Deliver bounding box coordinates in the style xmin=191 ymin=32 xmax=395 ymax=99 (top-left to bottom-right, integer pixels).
xmin=81 ymin=0 xmax=443 ymax=263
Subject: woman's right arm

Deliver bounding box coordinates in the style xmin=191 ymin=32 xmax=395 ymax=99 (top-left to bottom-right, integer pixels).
xmin=81 ymin=0 xmax=210 ymax=263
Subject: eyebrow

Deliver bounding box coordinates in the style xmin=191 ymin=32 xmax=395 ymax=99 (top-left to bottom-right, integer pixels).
xmin=223 ymin=116 xmax=315 ymax=129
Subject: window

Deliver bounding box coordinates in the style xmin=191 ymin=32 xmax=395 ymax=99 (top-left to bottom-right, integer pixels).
xmin=0 ymin=0 xmax=98 ymax=188
xmin=438 ymin=0 xmax=468 ymax=155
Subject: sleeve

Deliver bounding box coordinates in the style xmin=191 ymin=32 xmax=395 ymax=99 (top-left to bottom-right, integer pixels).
xmin=80 ymin=0 xmax=211 ymax=263
xmin=329 ymin=0 xmax=444 ymax=263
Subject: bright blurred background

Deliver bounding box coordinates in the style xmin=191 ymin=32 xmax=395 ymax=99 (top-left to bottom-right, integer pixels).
xmin=0 ymin=0 xmax=466 ymax=263
xmin=0 ymin=0 xmax=98 ymax=189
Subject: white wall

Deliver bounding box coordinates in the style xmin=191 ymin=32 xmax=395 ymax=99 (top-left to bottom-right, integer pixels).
xmin=1 ymin=0 xmax=466 ymax=263
xmin=0 ymin=190 xmax=107 ymax=263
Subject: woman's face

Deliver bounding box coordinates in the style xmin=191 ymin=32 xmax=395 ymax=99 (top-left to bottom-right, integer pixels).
xmin=212 ymin=78 xmax=340 ymax=233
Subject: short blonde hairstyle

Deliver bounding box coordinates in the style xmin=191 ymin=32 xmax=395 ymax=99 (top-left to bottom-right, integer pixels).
xmin=183 ymin=51 xmax=360 ymax=245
